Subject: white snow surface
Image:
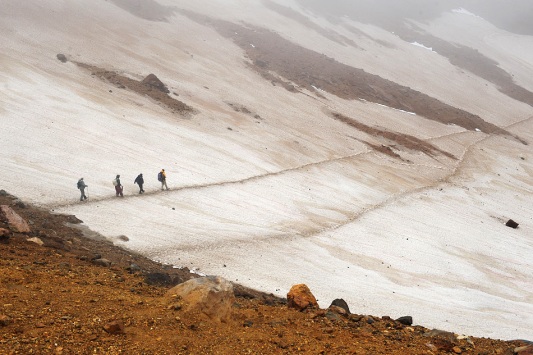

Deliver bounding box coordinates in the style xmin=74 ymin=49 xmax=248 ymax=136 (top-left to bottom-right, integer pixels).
xmin=411 ymin=41 xmax=436 ymax=53
xmin=1 ymin=0 xmax=532 ymax=340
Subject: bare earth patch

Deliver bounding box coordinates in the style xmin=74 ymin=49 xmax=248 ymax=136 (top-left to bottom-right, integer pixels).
xmin=74 ymin=61 xmax=194 ymax=116
xmin=332 ymin=112 xmax=457 ymax=161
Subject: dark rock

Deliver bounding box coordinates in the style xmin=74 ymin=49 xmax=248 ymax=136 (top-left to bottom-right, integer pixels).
xmin=144 ymin=272 xmax=171 ymax=286
xmin=103 ymin=320 xmax=124 ymax=334
xmin=127 ymin=263 xmax=142 ymax=274
xmin=64 ymin=215 xmax=83 ymax=224
xmin=0 ymin=228 xmax=10 ymax=241
xmin=0 ymin=314 xmax=10 ymax=327
xmin=243 ymin=320 xmax=253 ymax=327
xmin=141 ymin=74 xmax=170 ymax=93
xmin=396 ymin=316 xmax=413 ymax=326
xmin=91 ymin=254 xmax=102 ymax=261
xmin=92 ymin=258 xmax=111 ymax=267
xmin=13 ymin=200 xmax=26 ymax=208
xmin=506 ymin=219 xmax=519 ymax=229
xmin=0 ymin=190 xmax=7 ymax=196
xmin=330 ymin=298 xmax=350 ymax=314
xmin=56 ymin=54 xmax=67 ymax=63
xmin=366 ymin=317 xmax=375 ymax=324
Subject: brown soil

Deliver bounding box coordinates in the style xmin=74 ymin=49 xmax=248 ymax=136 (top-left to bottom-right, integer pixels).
xmin=182 ymin=11 xmax=526 ymax=145
xmin=332 ymin=112 xmax=457 ymax=161
xmin=1 ymin=192 xmax=530 ymax=354
xmin=74 ymin=62 xmax=194 ymax=115
xmin=180 ymin=11 xmax=527 ymax=144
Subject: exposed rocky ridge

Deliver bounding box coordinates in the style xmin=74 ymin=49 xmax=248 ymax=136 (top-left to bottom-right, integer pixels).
xmin=1 ymin=191 xmax=531 ymax=353
xmin=74 ymin=61 xmax=194 ymax=115
xmin=181 ymin=11 xmax=523 ymax=144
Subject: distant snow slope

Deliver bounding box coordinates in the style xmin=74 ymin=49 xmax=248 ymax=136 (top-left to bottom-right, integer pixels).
xmin=1 ymin=0 xmax=531 ymax=340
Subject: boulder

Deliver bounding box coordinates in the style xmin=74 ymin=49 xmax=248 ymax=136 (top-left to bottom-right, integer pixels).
xmin=56 ymin=53 xmax=67 ymax=63
xmin=103 ymin=320 xmax=124 ymax=334
xmin=396 ymin=316 xmax=413 ymax=326
xmin=0 ymin=205 xmax=31 ymax=233
xmin=144 ymin=272 xmax=171 ymax=286
xmin=330 ymin=298 xmax=350 ymax=314
xmin=506 ymin=219 xmax=519 ymax=229
xmin=287 ymin=284 xmax=318 ymax=311
xmin=165 ymin=276 xmax=234 ymax=322
xmin=141 ymin=74 xmax=170 ymax=93
xmin=92 ymin=258 xmax=111 ymax=267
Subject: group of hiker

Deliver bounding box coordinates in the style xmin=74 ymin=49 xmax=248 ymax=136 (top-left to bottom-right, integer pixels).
xmin=76 ymin=169 xmax=169 ymax=201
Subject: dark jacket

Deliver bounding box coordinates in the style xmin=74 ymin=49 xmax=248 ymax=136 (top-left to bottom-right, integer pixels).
xmin=134 ymin=174 xmax=144 ymax=185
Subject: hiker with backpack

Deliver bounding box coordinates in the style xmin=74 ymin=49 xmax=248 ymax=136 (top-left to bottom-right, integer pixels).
xmin=158 ymin=169 xmax=169 ymax=190
xmin=77 ymin=178 xmax=88 ymax=201
xmin=113 ymin=174 xmax=124 ymax=197
xmin=134 ymin=173 xmax=145 ymax=194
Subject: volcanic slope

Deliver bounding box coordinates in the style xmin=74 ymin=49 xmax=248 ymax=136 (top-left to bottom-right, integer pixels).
xmin=0 ymin=0 xmax=532 ymax=340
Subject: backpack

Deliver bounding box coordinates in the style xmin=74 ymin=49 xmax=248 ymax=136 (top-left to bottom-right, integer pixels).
xmin=77 ymin=180 xmax=82 ymax=189
xmin=157 ymin=172 xmax=163 ymax=182
xmin=112 ymin=178 xmax=118 ymax=186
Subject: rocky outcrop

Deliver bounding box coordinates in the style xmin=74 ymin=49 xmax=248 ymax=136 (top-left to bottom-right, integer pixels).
xmin=141 ymin=73 xmax=170 ymax=93
xmin=165 ymin=276 xmax=234 ymax=322
xmin=0 ymin=205 xmax=30 ymax=233
xmin=287 ymin=284 xmax=318 ymax=311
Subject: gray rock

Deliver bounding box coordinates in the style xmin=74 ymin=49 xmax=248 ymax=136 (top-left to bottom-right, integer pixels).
xmin=396 ymin=316 xmax=413 ymax=326
xmin=56 ymin=54 xmax=67 ymax=63
xmin=127 ymin=263 xmax=142 ymax=274
xmin=144 ymin=272 xmax=171 ymax=286
xmin=92 ymin=258 xmax=111 ymax=267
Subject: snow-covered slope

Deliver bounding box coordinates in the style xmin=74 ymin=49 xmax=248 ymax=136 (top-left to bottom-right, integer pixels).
xmin=1 ymin=0 xmax=531 ymax=340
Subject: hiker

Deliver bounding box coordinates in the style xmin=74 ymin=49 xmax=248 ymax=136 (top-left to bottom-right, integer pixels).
xmin=113 ymin=174 xmax=124 ymax=197
xmin=134 ymin=173 xmax=145 ymax=194
xmin=77 ymin=178 xmax=88 ymax=201
xmin=158 ymin=169 xmax=169 ymax=190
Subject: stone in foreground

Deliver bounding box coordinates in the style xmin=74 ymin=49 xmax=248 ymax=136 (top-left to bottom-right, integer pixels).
xmin=287 ymin=284 xmax=318 ymax=311
xmin=165 ymin=276 xmax=234 ymax=322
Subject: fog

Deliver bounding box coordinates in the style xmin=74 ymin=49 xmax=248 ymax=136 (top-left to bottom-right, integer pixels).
xmin=297 ymin=0 xmax=533 ymax=35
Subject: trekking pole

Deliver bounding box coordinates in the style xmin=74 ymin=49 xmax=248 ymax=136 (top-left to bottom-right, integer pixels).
xmin=86 ymin=186 xmax=89 ymax=200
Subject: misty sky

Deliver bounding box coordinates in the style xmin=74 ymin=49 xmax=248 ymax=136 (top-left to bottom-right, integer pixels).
xmin=297 ymin=0 xmax=533 ymax=35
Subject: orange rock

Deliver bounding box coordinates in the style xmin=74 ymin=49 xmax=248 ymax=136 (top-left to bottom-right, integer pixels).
xmin=287 ymin=284 xmax=318 ymax=311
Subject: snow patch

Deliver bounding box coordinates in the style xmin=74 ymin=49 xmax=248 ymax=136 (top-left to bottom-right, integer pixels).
xmin=411 ymin=41 xmax=436 ymax=53
xmin=376 ymin=103 xmax=416 ymax=115
xmin=452 ymin=8 xmax=483 ymax=19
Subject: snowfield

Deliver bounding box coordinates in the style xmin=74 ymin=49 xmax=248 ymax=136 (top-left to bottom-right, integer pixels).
xmin=1 ymin=0 xmax=532 ymax=340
